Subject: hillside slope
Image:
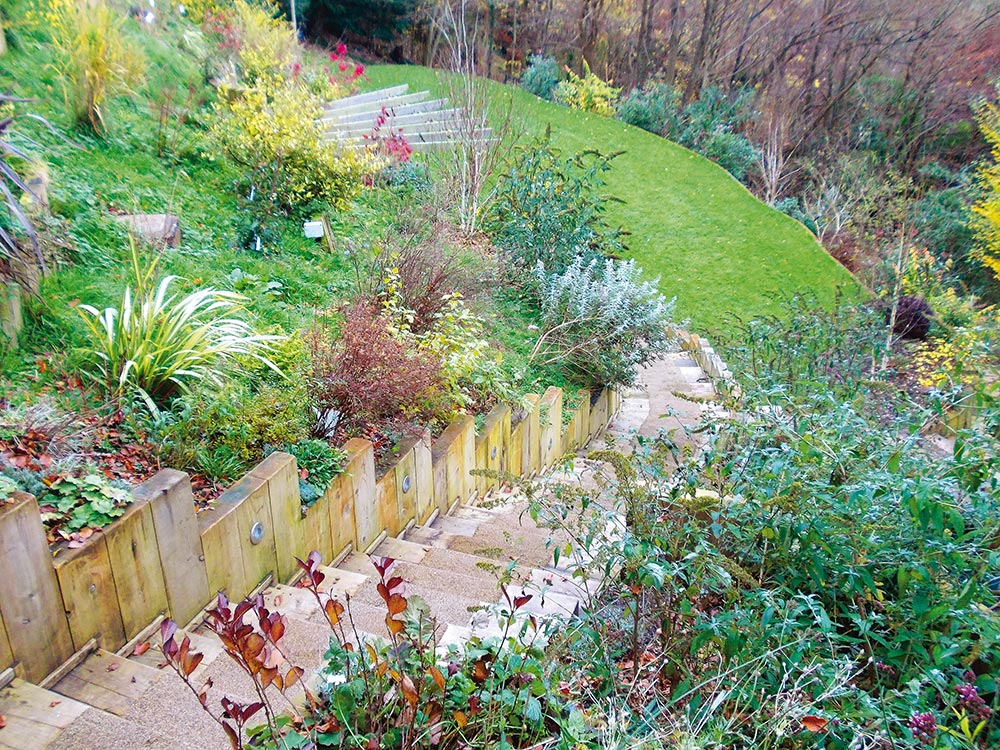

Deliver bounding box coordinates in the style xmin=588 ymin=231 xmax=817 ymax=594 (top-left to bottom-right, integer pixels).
xmin=364 ymin=65 xmax=860 ymax=336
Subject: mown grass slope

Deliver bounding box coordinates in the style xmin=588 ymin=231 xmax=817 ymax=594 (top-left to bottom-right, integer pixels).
xmin=365 ymin=65 xmax=861 ymax=336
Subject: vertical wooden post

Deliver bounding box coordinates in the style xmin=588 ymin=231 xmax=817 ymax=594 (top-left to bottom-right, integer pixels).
xmin=413 ymin=429 xmax=434 ymax=524
xmin=53 ymin=534 xmax=126 ymax=652
xmin=252 ymin=452 xmax=304 ymax=584
xmin=459 ymin=415 xmax=476 ymax=502
xmin=134 ymin=470 xmax=210 ymax=626
xmin=0 ymin=494 xmax=75 ymax=682
xmin=523 ymin=395 xmax=541 ymax=476
xmin=344 ymin=439 xmax=378 ymax=552
xmin=328 ymin=467 xmax=357 ymax=560
xmin=540 ymin=386 xmax=563 ymax=470
xmin=393 ymin=441 xmax=418 ymax=531
xmin=105 ymin=501 xmax=169 ymax=641
xmin=200 ymin=473 xmax=278 ymax=602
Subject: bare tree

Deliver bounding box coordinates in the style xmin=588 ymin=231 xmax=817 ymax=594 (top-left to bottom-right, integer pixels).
xmin=430 ymin=0 xmax=519 ymax=235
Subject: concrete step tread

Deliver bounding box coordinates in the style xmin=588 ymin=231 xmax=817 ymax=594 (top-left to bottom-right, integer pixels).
xmin=53 ymin=649 xmax=161 ymax=718
xmin=0 ymin=678 xmax=89 ymax=750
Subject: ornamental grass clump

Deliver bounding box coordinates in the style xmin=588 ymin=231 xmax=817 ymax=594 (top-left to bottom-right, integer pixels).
xmin=78 ymin=244 xmax=281 ymax=411
xmin=34 ymin=0 xmax=146 ymax=134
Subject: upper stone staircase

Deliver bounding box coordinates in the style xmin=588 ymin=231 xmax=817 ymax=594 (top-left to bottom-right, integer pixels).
xmin=322 ymin=84 xmax=493 ymax=154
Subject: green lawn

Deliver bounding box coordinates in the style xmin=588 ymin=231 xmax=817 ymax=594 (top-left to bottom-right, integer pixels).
xmin=364 ymin=65 xmax=861 ymax=337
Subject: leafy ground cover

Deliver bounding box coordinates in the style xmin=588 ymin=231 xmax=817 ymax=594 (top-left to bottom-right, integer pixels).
xmin=364 ymin=65 xmax=861 ymax=336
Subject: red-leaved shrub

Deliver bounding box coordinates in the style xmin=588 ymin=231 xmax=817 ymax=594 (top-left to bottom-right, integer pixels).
xmin=307 ymin=302 xmax=444 ymax=431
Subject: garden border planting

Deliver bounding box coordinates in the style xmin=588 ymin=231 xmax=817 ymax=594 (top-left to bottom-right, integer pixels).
xmin=0 ymin=384 xmax=620 ymax=684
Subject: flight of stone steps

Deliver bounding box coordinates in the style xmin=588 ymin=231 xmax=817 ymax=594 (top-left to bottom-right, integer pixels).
xmin=0 ymin=351 xmax=712 ymax=750
xmin=322 ymin=83 xmax=494 ymax=153
xmin=21 ymin=488 xmax=608 ymax=750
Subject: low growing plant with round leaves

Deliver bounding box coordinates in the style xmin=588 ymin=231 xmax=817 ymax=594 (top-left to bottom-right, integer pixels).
xmin=531 ymin=256 xmax=675 ymax=387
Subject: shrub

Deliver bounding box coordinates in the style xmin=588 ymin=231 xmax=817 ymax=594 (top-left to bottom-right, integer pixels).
xmin=520 ymin=54 xmax=562 ymax=101
xmin=696 ymin=128 xmax=760 ymax=181
xmin=381 ymin=268 xmax=517 ymax=413
xmin=889 ymin=295 xmax=934 ymax=340
xmin=972 ymin=89 xmax=1000 ymax=291
xmin=523 ymin=300 xmax=1000 ymax=748
xmin=307 ymin=301 xmax=445 ymax=432
xmin=487 ymin=140 xmax=625 ymax=277
xmin=377 ymin=240 xmax=481 ymax=334
xmin=616 ymin=82 xmax=679 ymax=135
xmin=676 ymin=86 xmax=760 ymax=182
xmin=531 ymin=256 xmax=674 ymax=387
xmin=555 ymin=61 xmax=620 ymax=116
xmin=77 ymin=245 xmax=282 ymax=411
xmin=161 ymin=554 xmax=581 ymax=750
xmin=35 ymin=0 xmax=145 ymax=133
xmin=212 ymin=77 xmax=372 ymax=214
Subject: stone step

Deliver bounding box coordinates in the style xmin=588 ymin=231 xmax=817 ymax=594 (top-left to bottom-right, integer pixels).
xmin=0 ymin=678 xmax=89 ymax=750
xmin=322 ymin=84 xmax=409 ymax=112
xmin=329 ymin=98 xmax=449 ymax=124
xmin=321 ymin=90 xmax=428 ymax=118
xmin=326 ymin=108 xmax=464 ymax=134
xmin=52 ymin=649 xmax=161 ymax=717
xmin=335 ymin=554 xmax=491 ymax=631
xmin=127 ymin=628 xmax=224 ymax=682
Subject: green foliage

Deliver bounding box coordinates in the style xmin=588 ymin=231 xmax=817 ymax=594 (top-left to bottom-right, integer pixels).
xmin=156 ymin=380 xmax=312 ymax=483
xmin=616 ymin=82 xmax=679 ymax=135
xmin=530 ymin=298 xmax=1000 ymax=748
xmin=519 ymin=54 xmax=562 ymax=101
xmin=676 ymin=86 xmax=759 ymax=181
xmin=303 ymin=556 xmax=573 ymax=750
xmin=77 ymin=244 xmax=282 ymax=411
xmin=304 ymin=0 xmax=416 ymax=43
xmin=555 ymin=61 xmax=620 ymax=116
xmin=380 ymin=268 xmax=517 ymax=413
xmin=284 ymin=438 xmax=346 ymax=505
xmin=531 ymin=256 xmax=674 ymax=387
xmin=32 ymin=0 xmax=146 ymax=134
xmin=487 ymin=139 xmax=625 ymax=277
xmin=41 ymin=473 xmax=131 ymax=532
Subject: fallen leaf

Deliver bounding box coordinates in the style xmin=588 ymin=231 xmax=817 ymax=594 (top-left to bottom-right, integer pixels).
xmin=0 ymin=714 xmax=6 ymax=728
xmin=133 ymin=641 xmax=151 ymax=656
xmin=801 ymin=715 xmax=828 ymax=732
xmin=106 ymin=662 xmax=120 ymax=672
xmin=49 ymin=701 xmax=60 ymax=708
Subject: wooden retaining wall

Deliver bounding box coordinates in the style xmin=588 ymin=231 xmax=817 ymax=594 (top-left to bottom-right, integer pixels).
xmin=0 ymin=385 xmax=619 ymax=684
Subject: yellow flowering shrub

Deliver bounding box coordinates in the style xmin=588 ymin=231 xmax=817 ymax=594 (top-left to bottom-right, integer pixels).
xmin=213 ymin=76 xmax=371 ymax=211
xmin=556 ymin=61 xmax=620 ymax=116
xmin=179 ymin=0 xmax=228 ymax=24
xmin=972 ymin=90 xmax=1000 ymax=284
xmin=32 ymin=0 xmax=145 ymax=133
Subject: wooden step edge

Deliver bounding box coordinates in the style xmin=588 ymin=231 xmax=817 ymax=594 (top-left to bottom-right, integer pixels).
xmin=38 ymin=638 xmax=98 ymax=690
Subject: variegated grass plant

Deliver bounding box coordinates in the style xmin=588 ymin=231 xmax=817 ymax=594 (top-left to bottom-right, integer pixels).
xmin=78 ymin=243 xmax=282 ymax=412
